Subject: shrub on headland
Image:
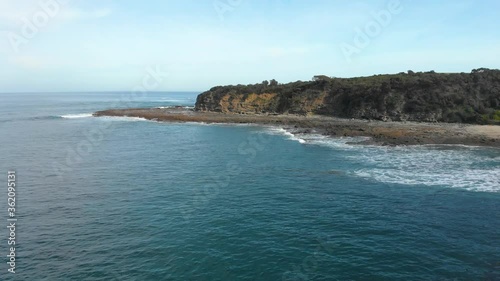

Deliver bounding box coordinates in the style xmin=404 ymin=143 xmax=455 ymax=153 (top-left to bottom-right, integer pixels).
xmin=196 ymin=69 xmax=500 ymax=124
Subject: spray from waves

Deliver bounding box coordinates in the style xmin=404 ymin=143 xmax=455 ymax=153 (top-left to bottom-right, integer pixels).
xmin=60 ymin=113 xmax=94 ymax=119
xmin=93 ymin=116 xmax=151 ymax=122
xmin=59 ymin=113 xmax=151 ymax=122
xmin=261 ymin=126 xmax=369 ymax=147
xmin=2 ymin=112 xmax=147 ymax=123
xmin=355 ymin=168 xmax=500 ymax=192
xmin=3 ymin=115 xmax=79 ymax=123
xmin=351 ymin=145 xmax=500 ymax=193
xmin=260 ymin=126 xmax=500 ymax=193
xmin=297 ymin=134 xmax=371 ymax=148
xmin=264 ymin=127 xmax=307 ymax=143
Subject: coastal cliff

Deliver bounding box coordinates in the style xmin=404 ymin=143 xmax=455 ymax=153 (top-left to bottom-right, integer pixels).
xmin=195 ymin=69 xmax=500 ymax=124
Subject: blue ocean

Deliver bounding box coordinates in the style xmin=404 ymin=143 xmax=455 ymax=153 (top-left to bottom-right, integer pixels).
xmin=0 ymin=92 xmax=499 ymax=280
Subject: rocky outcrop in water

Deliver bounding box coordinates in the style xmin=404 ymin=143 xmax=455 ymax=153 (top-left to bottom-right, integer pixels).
xmin=195 ymin=69 xmax=500 ymax=124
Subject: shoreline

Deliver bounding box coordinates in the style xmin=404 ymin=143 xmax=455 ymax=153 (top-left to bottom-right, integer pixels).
xmin=93 ymin=108 xmax=500 ymax=148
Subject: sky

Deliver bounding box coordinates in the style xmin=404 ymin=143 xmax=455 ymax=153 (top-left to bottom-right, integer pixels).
xmin=0 ymin=0 xmax=499 ymax=92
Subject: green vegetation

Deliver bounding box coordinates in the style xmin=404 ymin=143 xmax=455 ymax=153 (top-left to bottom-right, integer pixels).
xmin=482 ymin=110 xmax=500 ymax=124
xmin=196 ymin=68 xmax=500 ymax=124
xmin=495 ymin=110 xmax=500 ymax=121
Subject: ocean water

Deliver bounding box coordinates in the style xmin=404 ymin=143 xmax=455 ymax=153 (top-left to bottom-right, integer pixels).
xmin=0 ymin=92 xmax=499 ymax=280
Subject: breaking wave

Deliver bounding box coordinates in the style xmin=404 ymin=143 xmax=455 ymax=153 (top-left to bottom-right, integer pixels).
xmin=262 ymin=126 xmax=500 ymax=193
xmin=60 ymin=113 xmax=94 ymax=119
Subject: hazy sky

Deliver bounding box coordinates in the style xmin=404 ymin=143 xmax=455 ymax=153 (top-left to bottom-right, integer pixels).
xmin=0 ymin=0 xmax=499 ymax=92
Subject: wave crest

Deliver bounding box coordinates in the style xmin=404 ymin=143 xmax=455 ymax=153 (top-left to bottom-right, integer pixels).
xmin=61 ymin=113 xmax=93 ymax=119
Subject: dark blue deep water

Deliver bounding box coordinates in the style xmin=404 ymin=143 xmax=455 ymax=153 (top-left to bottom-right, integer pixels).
xmin=0 ymin=92 xmax=499 ymax=280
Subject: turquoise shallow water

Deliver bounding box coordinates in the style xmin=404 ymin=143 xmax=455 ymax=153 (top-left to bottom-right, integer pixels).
xmin=0 ymin=92 xmax=499 ymax=280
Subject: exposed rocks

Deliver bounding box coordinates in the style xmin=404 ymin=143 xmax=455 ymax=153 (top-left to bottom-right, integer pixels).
xmin=93 ymin=108 xmax=500 ymax=147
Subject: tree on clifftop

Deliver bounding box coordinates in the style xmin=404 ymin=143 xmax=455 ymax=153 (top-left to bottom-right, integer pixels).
xmin=313 ymin=75 xmax=331 ymax=81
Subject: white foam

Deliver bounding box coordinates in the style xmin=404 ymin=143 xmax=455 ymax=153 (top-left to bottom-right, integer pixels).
xmin=264 ymin=127 xmax=306 ymax=144
xmin=262 ymin=126 xmax=369 ymax=148
xmin=261 ymin=126 xmax=500 ymax=193
xmin=351 ymin=145 xmax=500 ymax=193
xmin=60 ymin=113 xmax=93 ymax=119
xmin=355 ymin=168 xmax=500 ymax=192
xmin=94 ymin=116 xmax=151 ymax=122
xmin=301 ymin=134 xmax=370 ymax=150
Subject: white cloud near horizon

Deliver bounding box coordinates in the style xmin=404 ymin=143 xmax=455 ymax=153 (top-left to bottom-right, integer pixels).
xmin=0 ymin=1 xmax=111 ymax=26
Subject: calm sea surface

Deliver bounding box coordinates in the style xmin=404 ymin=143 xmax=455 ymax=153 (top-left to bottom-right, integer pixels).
xmin=0 ymin=92 xmax=499 ymax=280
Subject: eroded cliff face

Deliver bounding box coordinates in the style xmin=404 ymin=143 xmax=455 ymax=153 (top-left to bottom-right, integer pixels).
xmin=195 ymin=89 xmax=328 ymax=115
xmin=219 ymin=93 xmax=279 ymax=113
xmin=195 ymin=69 xmax=500 ymax=124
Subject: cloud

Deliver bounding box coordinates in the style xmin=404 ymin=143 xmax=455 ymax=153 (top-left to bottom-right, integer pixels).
xmin=0 ymin=1 xmax=111 ymax=27
xmin=0 ymin=0 xmax=39 ymax=27
xmin=59 ymin=8 xmax=112 ymax=21
xmin=7 ymin=55 xmax=46 ymax=69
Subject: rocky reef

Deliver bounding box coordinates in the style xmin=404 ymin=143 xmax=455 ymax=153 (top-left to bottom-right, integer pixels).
xmin=195 ymin=69 xmax=500 ymax=124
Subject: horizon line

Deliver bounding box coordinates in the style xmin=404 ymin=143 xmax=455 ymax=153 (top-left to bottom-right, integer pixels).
xmin=2 ymin=68 xmax=498 ymax=94
xmin=0 ymin=90 xmax=204 ymax=94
